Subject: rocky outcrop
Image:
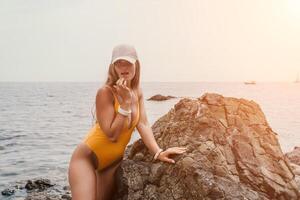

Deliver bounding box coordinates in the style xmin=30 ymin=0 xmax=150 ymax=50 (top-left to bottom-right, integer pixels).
xmin=147 ymin=94 xmax=176 ymax=101
xmin=114 ymin=93 xmax=300 ymax=200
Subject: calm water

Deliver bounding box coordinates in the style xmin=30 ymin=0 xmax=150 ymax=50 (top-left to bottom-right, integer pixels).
xmin=0 ymin=82 xmax=300 ymax=196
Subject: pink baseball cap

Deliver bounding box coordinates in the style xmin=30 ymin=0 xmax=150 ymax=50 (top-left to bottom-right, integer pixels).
xmin=111 ymin=44 xmax=138 ymax=64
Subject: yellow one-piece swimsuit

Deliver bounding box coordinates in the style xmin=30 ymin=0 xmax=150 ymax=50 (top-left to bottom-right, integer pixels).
xmin=83 ymin=88 xmax=140 ymax=171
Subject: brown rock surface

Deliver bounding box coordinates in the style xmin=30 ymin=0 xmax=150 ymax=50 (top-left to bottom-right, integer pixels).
xmin=286 ymin=147 xmax=300 ymax=166
xmin=285 ymin=147 xmax=300 ymax=190
xmin=113 ymin=93 xmax=300 ymax=200
xmin=147 ymin=94 xmax=176 ymax=101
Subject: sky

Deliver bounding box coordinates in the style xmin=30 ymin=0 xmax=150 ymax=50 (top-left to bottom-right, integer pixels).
xmin=0 ymin=0 xmax=300 ymax=82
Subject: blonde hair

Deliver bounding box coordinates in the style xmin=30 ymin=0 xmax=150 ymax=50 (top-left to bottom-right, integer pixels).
xmin=91 ymin=60 xmax=141 ymax=125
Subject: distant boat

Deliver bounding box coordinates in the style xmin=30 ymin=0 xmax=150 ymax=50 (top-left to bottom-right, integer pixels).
xmin=294 ymin=73 xmax=299 ymax=83
xmin=244 ymin=81 xmax=256 ymax=85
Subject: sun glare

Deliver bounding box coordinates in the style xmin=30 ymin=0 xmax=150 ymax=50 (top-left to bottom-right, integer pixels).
xmin=287 ymin=0 xmax=300 ymax=20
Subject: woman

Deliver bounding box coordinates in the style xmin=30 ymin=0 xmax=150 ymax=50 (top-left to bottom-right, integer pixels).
xmin=68 ymin=44 xmax=187 ymax=200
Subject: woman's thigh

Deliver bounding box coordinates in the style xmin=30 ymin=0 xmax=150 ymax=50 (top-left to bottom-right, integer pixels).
xmin=96 ymin=159 xmax=122 ymax=200
xmin=68 ymin=144 xmax=97 ymax=200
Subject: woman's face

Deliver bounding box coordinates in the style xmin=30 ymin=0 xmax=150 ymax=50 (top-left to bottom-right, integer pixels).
xmin=114 ymin=59 xmax=136 ymax=81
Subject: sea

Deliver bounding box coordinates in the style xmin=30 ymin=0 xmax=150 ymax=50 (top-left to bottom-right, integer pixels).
xmin=0 ymin=82 xmax=299 ymax=198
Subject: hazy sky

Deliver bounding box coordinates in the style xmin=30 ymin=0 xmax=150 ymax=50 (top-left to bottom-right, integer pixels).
xmin=0 ymin=0 xmax=299 ymax=82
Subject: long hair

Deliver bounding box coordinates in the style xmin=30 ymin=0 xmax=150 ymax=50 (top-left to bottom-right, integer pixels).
xmin=91 ymin=60 xmax=141 ymax=125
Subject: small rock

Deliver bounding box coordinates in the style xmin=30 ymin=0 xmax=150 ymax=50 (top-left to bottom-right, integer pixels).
xmin=63 ymin=185 xmax=70 ymax=191
xmin=1 ymin=188 xmax=15 ymax=196
xmin=61 ymin=194 xmax=72 ymax=200
xmin=147 ymin=94 xmax=176 ymax=101
xmin=25 ymin=179 xmax=54 ymax=191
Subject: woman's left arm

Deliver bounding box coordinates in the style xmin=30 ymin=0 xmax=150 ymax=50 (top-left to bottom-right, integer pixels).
xmin=136 ymin=88 xmax=187 ymax=164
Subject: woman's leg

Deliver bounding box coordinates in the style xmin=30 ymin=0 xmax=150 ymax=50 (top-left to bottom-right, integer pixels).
xmin=68 ymin=143 xmax=97 ymax=200
xmin=96 ymin=159 xmax=122 ymax=200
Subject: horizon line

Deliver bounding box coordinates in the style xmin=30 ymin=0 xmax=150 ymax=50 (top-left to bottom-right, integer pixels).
xmin=0 ymin=80 xmax=297 ymax=83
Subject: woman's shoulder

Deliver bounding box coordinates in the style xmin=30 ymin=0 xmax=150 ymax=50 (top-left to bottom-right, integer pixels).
xmin=96 ymin=84 xmax=115 ymax=103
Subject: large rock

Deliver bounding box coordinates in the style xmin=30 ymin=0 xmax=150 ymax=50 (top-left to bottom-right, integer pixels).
xmin=113 ymin=93 xmax=300 ymax=200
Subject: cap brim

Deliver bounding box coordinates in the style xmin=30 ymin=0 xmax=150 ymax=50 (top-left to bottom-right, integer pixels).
xmin=112 ymin=56 xmax=136 ymax=64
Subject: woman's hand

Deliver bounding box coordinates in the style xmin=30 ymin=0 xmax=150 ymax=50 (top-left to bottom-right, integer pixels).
xmin=158 ymin=147 xmax=187 ymax=164
xmin=113 ymin=78 xmax=132 ymax=107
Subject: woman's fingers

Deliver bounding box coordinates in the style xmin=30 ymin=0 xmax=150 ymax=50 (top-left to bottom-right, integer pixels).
xmin=116 ymin=78 xmax=121 ymax=85
xmin=113 ymin=85 xmax=118 ymax=91
xmin=169 ymin=147 xmax=187 ymax=151
xmin=170 ymin=147 xmax=187 ymax=150
xmin=116 ymin=78 xmax=130 ymax=90
xmin=116 ymin=78 xmax=125 ymax=86
xmin=119 ymin=81 xmax=130 ymax=91
xmin=160 ymin=152 xmax=175 ymax=163
xmin=117 ymin=78 xmax=126 ymax=88
xmin=173 ymin=150 xmax=186 ymax=154
xmin=115 ymin=78 xmax=125 ymax=91
xmin=158 ymin=147 xmax=188 ymax=164
xmin=164 ymin=158 xmax=175 ymax=164
xmin=167 ymin=147 xmax=187 ymax=154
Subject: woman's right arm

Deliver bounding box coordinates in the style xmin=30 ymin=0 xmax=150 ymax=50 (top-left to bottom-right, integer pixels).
xmin=95 ymin=87 xmax=129 ymax=142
